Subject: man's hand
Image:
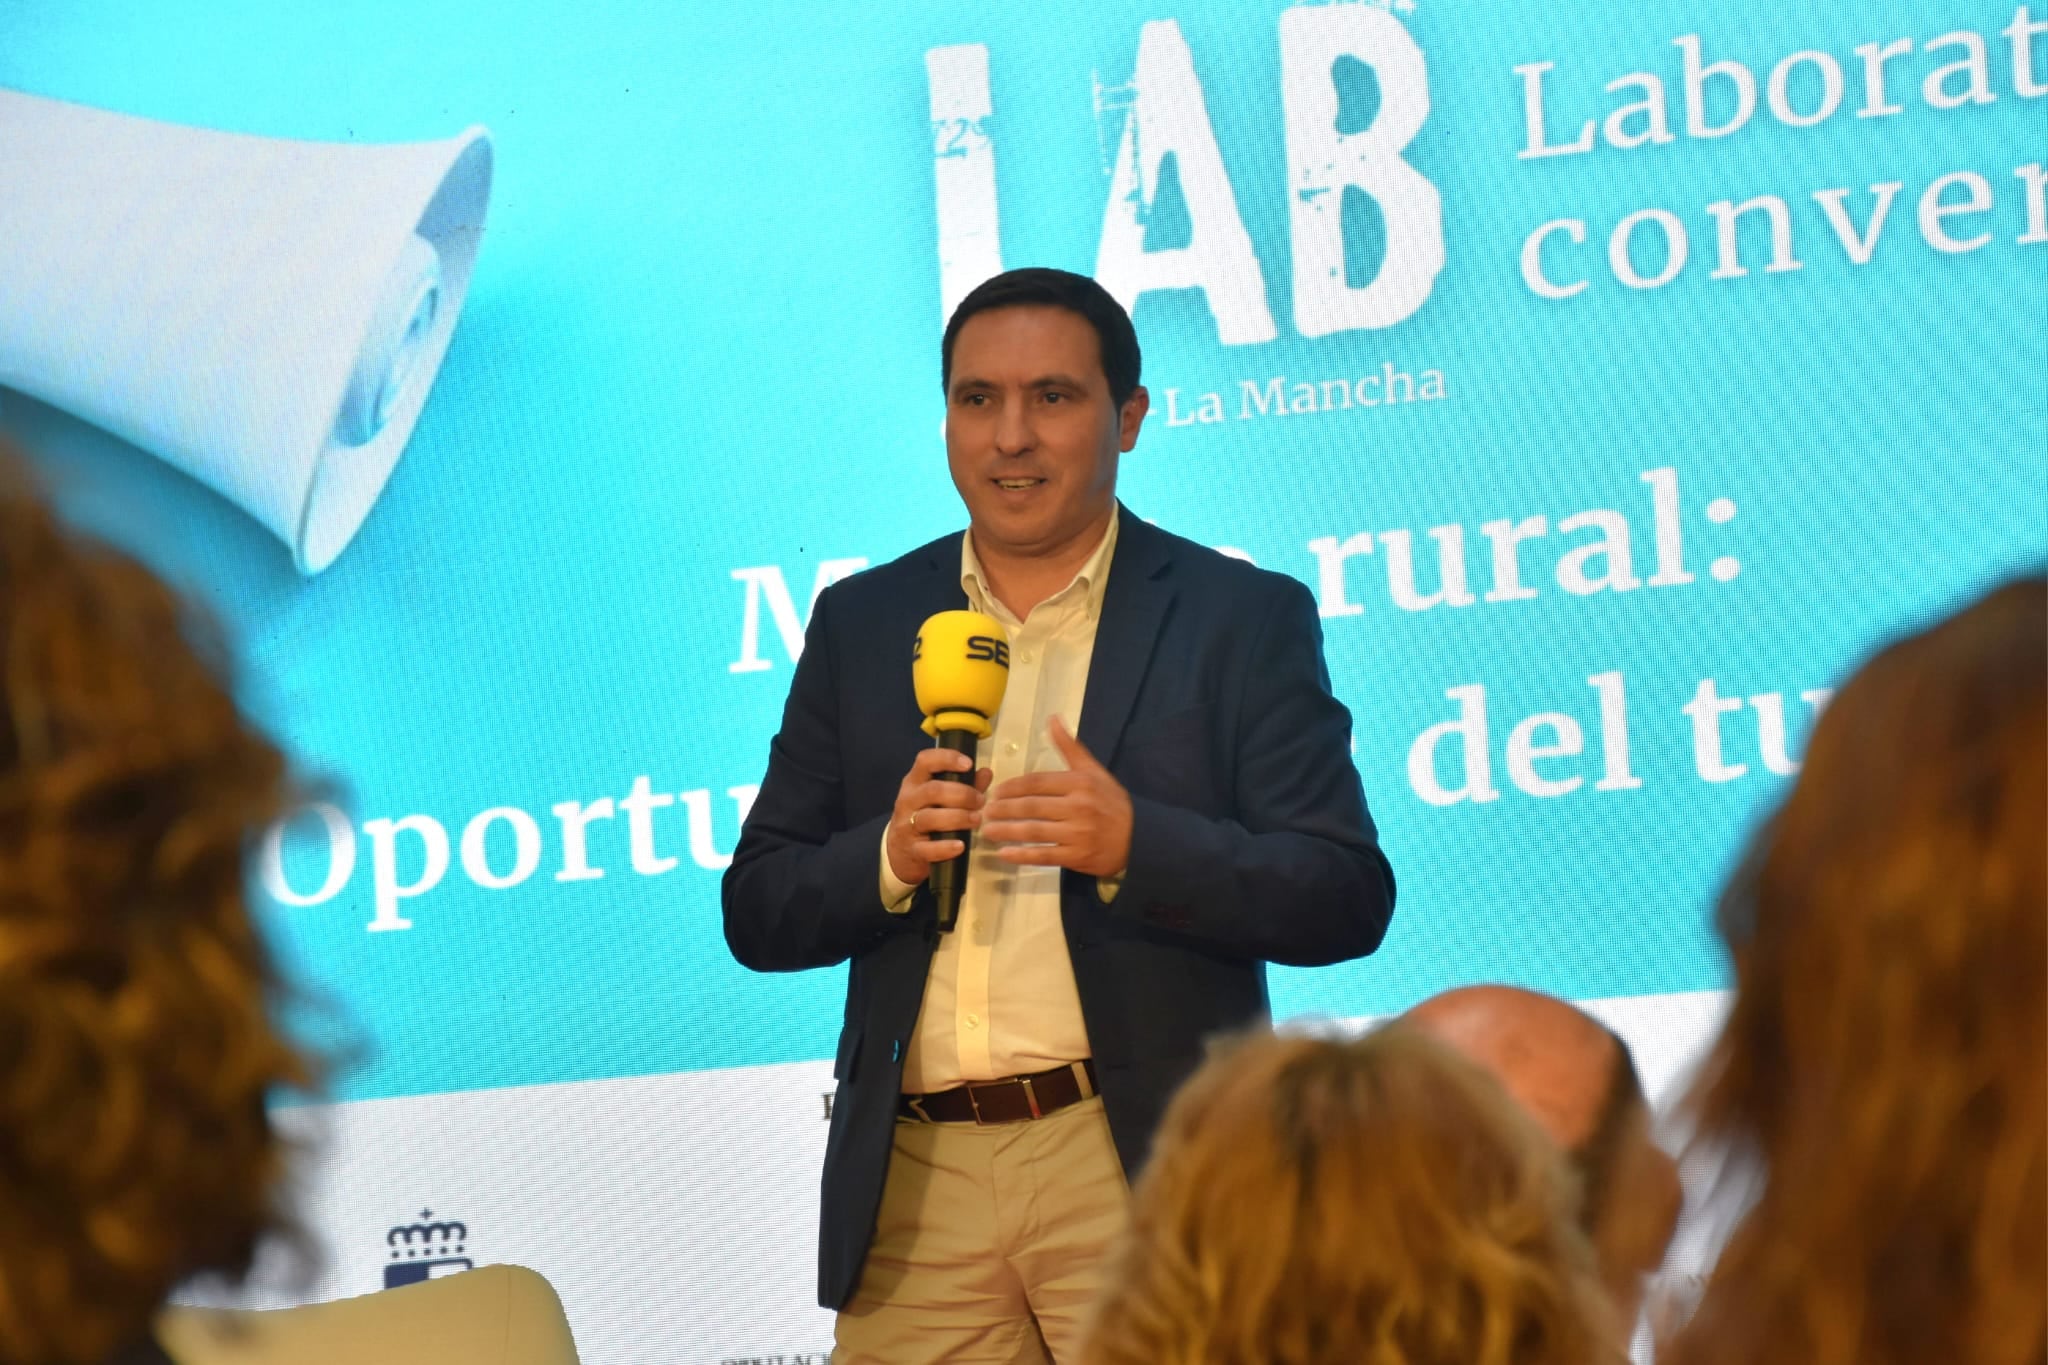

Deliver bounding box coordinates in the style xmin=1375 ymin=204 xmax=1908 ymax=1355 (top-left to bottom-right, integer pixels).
xmin=885 ymin=746 xmax=994 ymax=886
xmin=983 ymin=716 xmax=1132 ymax=878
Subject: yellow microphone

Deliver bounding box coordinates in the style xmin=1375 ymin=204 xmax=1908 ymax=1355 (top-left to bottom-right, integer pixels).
xmin=911 ymin=610 xmax=1011 ymax=932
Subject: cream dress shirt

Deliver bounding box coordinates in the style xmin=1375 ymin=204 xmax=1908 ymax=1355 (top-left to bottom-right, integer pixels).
xmin=879 ymin=510 xmax=1122 ymax=1093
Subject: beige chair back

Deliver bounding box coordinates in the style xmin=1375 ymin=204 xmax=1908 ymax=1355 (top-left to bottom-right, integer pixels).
xmin=157 ymin=1265 xmax=577 ymax=1365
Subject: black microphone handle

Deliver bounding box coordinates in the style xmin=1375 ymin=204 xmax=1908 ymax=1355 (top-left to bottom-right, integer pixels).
xmin=927 ymin=728 xmax=978 ymax=933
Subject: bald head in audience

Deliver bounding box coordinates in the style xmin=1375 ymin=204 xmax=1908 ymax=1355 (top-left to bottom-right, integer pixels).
xmin=1407 ymin=985 xmax=1681 ymax=1325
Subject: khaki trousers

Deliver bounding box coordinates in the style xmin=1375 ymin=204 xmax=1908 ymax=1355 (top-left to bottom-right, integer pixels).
xmin=833 ymin=1095 xmax=1131 ymax=1365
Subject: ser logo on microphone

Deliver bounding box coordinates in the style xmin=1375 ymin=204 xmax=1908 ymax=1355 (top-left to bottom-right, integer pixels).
xmin=911 ymin=633 xmax=1011 ymax=667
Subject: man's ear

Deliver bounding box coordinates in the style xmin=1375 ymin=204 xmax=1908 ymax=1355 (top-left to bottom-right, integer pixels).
xmin=1119 ymin=386 xmax=1150 ymax=450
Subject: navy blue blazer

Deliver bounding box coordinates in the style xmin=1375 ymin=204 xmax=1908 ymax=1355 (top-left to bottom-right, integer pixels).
xmin=722 ymin=509 xmax=1396 ymax=1310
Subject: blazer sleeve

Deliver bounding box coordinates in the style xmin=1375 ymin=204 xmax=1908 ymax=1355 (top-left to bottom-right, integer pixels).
xmin=1111 ymin=576 xmax=1395 ymax=966
xmin=722 ymin=586 xmax=920 ymax=972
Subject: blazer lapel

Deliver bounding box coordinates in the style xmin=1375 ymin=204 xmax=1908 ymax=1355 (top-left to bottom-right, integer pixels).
xmin=906 ymin=532 xmax=971 ymax=622
xmin=1077 ymin=508 xmax=1177 ymax=769
xmin=893 ymin=533 xmax=972 ymax=743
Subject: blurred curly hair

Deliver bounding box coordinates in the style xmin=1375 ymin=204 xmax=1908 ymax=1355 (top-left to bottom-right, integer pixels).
xmin=1081 ymin=1023 xmax=1625 ymax=1365
xmin=0 ymin=445 xmax=311 ymax=1365
xmin=1664 ymin=577 xmax=2046 ymax=1365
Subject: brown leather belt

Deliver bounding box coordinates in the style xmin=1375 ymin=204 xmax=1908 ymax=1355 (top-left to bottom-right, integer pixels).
xmin=898 ymin=1060 xmax=1098 ymax=1125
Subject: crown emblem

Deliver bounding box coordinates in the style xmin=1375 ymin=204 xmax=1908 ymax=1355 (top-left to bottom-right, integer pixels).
xmin=383 ymin=1209 xmax=475 ymax=1288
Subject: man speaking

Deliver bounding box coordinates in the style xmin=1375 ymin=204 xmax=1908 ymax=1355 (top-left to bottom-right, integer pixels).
xmin=723 ymin=268 xmax=1396 ymax=1363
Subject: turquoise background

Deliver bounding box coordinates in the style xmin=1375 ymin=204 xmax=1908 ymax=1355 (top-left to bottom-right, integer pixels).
xmin=2 ymin=0 xmax=2042 ymax=1103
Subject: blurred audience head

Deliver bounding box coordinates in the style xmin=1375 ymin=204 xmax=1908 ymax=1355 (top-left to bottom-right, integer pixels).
xmin=1083 ymin=1021 xmax=1624 ymax=1365
xmin=1665 ymin=576 xmax=2046 ymax=1365
xmin=1406 ymin=984 xmax=1681 ymax=1324
xmin=0 ymin=444 xmax=311 ymax=1365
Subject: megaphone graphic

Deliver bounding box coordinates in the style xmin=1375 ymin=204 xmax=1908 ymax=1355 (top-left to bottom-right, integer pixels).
xmin=0 ymin=89 xmax=493 ymax=573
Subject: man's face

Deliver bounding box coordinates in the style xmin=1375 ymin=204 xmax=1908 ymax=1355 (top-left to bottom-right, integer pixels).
xmin=944 ymin=304 xmax=1147 ymax=560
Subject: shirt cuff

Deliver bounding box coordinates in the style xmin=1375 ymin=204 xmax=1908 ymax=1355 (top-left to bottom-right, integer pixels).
xmin=879 ymin=825 xmax=917 ymax=914
xmin=1095 ymin=872 xmax=1124 ymax=904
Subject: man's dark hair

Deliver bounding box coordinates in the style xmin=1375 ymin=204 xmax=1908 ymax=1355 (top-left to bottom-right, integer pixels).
xmin=1569 ymin=1028 xmax=1647 ymax=1234
xmin=941 ymin=267 xmax=1143 ymax=409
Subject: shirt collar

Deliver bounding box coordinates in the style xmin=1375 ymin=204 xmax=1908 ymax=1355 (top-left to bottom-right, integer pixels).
xmin=961 ymin=505 xmax=1120 ymax=627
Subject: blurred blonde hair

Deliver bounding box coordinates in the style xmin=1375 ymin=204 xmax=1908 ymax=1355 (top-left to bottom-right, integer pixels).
xmin=0 ymin=446 xmax=313 ymax=1365
xmin=1664 ymin=577 xmax=2046 ymax=1365
xmin=1082 ymin=1022 xmax=1624 ymax=1365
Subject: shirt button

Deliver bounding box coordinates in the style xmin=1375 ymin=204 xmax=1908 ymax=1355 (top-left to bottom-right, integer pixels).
xmin=1005 ymin=741 xmax=1020 ymax=755
xmin=1020 ymin=650 xmax=1036 ymax=664
xmin=965 ymin=1014 xmax=982 ymax=1030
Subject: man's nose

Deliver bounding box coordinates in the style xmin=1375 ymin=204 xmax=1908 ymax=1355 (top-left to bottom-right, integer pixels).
xmin=993 ymin=397 xmax=1034 ymax=456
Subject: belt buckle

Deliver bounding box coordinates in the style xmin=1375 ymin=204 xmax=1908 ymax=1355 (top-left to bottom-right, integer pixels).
xmin=1020 ymin=1075 xmax=1042 ymax=1119
xmin=967 ymin=1083 xmax=987 ymax=1125
xmin=906 ymin=1095 xmax=934 ymax=1123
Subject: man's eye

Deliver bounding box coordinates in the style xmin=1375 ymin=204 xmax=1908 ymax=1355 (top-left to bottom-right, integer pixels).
xmin=1042 ymin=391 xmax=1065 ymax=404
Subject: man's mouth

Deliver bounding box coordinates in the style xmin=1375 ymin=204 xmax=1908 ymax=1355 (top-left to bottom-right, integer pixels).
xmin=994 ymin=477 xmax=1045 ymax=491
